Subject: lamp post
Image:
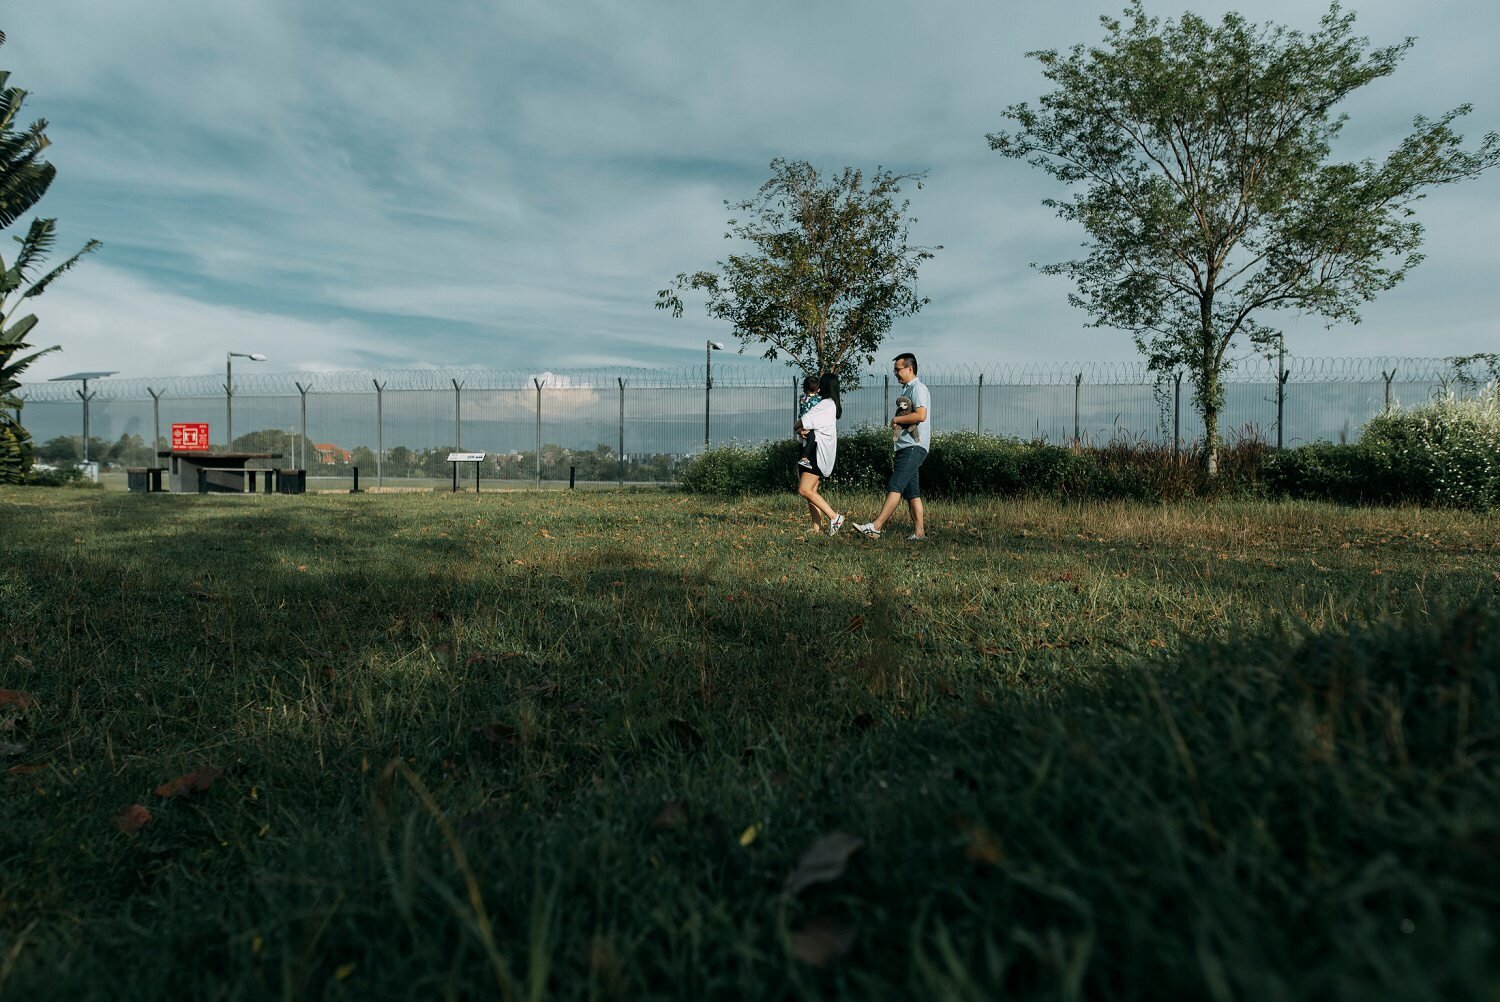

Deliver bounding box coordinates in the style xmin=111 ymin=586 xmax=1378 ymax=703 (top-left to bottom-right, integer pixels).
xmin=704 ymin=339 xmax=724 ymax=448
xmin=225 ymin=351 xmax=267 ymax=449
xmin=48 ymin=371 xmax=117 ymax=464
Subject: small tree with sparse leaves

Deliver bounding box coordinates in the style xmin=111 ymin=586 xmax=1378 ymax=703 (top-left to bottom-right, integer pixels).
xmin=989 ymin=2 xmax=1499 ymax=474
xmin=657 ymin=158 xmax=939 ymax=385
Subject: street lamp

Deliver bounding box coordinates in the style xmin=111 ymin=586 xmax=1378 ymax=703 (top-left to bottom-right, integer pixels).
xmin=225 ymin=351 xmax=267 ymax=448
xmin=705 ymin=339 xmax=724 ymax=447
xmin=48 ymin=371 xmax=118 ymax=464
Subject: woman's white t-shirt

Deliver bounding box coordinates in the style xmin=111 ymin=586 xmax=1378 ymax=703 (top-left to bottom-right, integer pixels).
xmin=800 ymin=398 xmax=838 ymax=476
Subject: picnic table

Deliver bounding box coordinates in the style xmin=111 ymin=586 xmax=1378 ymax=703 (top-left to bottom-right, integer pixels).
xmin=157 ymin=451 xmax=289 ymax=493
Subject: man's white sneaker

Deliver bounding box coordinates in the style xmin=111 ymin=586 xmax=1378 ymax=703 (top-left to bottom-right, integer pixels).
xmin=855 ymin=522 xmax=881 ymax=538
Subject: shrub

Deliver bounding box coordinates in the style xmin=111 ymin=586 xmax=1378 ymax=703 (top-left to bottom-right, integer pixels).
xmin=23 ymin=465 xmax=99 ymax=488
xmin=677 ymin=444 xmax=762 ymax=495
xmin=1361 ymin=388 xmax=1500 ymax=510
xmin=1261 ymin=443 xmax=1400 ymax=505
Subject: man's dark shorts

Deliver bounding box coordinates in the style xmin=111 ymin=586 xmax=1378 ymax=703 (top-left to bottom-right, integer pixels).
xmin=886 ymin=446 xmax=927 ymax=500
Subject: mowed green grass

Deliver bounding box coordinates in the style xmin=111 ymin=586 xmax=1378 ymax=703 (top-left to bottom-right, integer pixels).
xmin=1 ymin=487 xmax=1497 ymax=999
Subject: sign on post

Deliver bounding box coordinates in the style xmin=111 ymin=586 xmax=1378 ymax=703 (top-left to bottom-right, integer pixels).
xmin=446 ymin=452 xmax=486 ymax=493
xmin=172 ymin=422 xmax=210 ymax=451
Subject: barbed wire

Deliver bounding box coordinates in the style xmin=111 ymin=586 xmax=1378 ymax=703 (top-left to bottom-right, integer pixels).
xmin=14 ymin=356 xmax=1466 ymax=402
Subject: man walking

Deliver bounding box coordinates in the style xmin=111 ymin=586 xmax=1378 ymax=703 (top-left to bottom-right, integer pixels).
xmin=856 ymin=352 xmax=930 ymax=541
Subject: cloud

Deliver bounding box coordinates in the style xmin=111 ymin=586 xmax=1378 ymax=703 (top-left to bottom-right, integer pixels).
xmin=20 ymin=264 xmax=410 ymax=381
xmin=4 ymin=0 xmax=1498 ymax=382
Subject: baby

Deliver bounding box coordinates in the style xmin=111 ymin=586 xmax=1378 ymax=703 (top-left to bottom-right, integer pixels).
xmin=796 ymin=375 xmax=822 ymax=470
xmin=892 ymin=396 xmax=917 ymax=444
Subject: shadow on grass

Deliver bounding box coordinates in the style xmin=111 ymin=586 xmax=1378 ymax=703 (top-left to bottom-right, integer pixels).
xmin=2 ymin=492 xmax=1498 ymax=998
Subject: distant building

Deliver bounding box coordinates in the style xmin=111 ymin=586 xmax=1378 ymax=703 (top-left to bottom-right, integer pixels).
xmin=312 ymin=443 xmax=351 ymax=465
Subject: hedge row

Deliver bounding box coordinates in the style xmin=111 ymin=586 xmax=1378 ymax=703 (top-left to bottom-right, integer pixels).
xmin=682 ymin=390 xmax=1500 ymax=510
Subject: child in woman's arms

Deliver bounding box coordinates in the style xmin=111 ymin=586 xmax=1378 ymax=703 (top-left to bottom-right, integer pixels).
xmin=797 ymin=375 xmax=822 ymax=470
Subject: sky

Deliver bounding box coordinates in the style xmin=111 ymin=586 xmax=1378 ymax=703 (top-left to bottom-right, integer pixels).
xmin=6 ymin=0 xmax=1499 ymax=384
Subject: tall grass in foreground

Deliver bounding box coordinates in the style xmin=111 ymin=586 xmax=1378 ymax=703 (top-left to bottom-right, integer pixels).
xmin=1 ymin=489 xmax=1497 ymax=998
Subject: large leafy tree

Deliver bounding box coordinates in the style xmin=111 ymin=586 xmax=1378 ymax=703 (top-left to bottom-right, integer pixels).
xmin=657 ymin=158 xmax=940 ymax=384
xmin=989 ymin=2 xmax=1499 ymax=472
xmin=0 ymin=29 xmax=100 ymax=483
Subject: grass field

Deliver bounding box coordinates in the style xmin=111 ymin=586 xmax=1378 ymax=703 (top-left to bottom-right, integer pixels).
xmin=90 ymin=472 xmax=670 ymax=493
xmin=2 ymin=487 xmax=1497 ymax=999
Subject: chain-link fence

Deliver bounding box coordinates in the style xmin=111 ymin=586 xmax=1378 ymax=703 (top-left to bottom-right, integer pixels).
xmin=13 ymin=356 xmax=1478 ymax=481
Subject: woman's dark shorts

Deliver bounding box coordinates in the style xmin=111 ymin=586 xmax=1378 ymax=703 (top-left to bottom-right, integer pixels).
xmin=799 ymin=458 xmax=827 ymax=480
xmin=886 ymin=446 xmax=927 ymax=500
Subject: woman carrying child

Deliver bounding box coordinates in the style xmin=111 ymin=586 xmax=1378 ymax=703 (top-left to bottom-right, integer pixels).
xmin=793 ymin=373 xmax=846 ymax=535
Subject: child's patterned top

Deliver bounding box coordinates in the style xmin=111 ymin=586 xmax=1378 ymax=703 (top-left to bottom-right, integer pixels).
xmin=797 ymin=392 xmax=822 ymax=416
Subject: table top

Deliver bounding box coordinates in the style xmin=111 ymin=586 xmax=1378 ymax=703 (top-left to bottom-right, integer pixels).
xmin=157 ymin=451 xmax=283 ymax=460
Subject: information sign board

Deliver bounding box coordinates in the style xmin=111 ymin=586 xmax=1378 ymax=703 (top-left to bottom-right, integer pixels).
xmin=446 ymin=452 xmax=486 ymax=462
xmin=172 ymin=423 xmax=210 ymax=450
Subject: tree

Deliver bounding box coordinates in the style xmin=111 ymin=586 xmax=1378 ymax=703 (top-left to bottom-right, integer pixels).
xmin=657 ymin=159 xmax=940 ymax=384
xmin=988 ymin=3 xmax=1500 ymax=473
xmin=35 ymin=434 xmax=79 ymax=463
xmin=0 ymin=30 xmax=101 ymax=483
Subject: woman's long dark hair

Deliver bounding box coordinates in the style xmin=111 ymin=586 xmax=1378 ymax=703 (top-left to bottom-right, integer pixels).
xmin=818 ymin=372 xmax=842 ymax=419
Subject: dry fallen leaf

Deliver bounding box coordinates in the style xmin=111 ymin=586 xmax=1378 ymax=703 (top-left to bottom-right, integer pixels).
xmin=115 ymin=804 xmax=153 ymax=835
xmin=478 ymin=723 xmax=518 ymax=746
xmin=155 ymin=765 xmax=222 ymax=798
xmin=846 ymin=614 xmax=865 ymax=633
xmin=652 ymin=800 xmax=688 ymax=831
xmin=785 ymin=832 xmax=865 ymax=895
xmin=964 ymin=826 xmax=1004 ymax=867
xmin=11 ymin=654 xmax=33 ymax=669
xmin=0 ymin=689 xmax=33 ymax=709
xmin=789 ymin=916 xmax=857 ymax=967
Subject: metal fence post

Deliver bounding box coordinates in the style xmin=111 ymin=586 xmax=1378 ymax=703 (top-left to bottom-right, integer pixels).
xmin=452 ymin=378 xmax=463 ymax=450
xmin=77 ymin=383 xmax=97 ymax=463
xmin=792 ymin=376 xmax=799 ymax=435
xmin=1073 ymin=372 xmax=1083 ymax=448
xmin=617 ymin=378 xmax=626 ymax=488
xmin=534 ymin=377 xmax=544 ymax=488
xmin=1173 ymin=371 xmax=1183 ymax=463
xmin=1382 ymin=367 xmax=1397 ymax=412
xmin=977 ymin=372 xmax=984 ymax=433
xmin=372 ymin=379 xmax=385 ymax=488
xmin=1275 ymin=342 xmax=1288 ymax=449
xmin=883 ymin=374 xmax=890 ymax=425
xmin=147 ymin=387 xmax=164 ymax=468
xmin=295 ymin=381 xmax=311 ymax=471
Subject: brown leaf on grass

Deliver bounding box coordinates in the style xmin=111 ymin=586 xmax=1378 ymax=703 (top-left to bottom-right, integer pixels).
xmin=784 ymin=832 xmax=865 ymax=895
xmin=154 ymin=765 xmax=222 ymax=798
xmin=964 ymin=826 xmax=1004 ymax=867
xmin=114 ymin=804 xmax=153 ymax=835
xmin=652 ymin=800 xmax=688 ymax=831
xmin=789 ymin=916 xmax=857 ymax=967
xmin=478 ymin=723 xmax=518 ymax=747
xmin=979 ymin=646 xmax=1015 ymax=656
xmin=846 ymin=614 xmax=865 ymax=633
xmin=7 ymin=763 xmax=46 ymax=775
xmin=12 ymin=654 xmax=33 ymax=669
xmin=0 ymin=689 xmax=33 ymax=709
